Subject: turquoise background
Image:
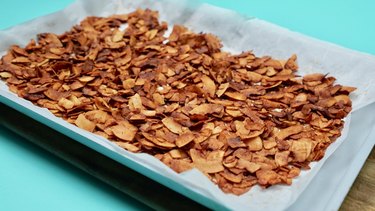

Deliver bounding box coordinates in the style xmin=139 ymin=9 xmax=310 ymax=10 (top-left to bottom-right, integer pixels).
xmin=0 ymin=1 xmax=374 ymax=210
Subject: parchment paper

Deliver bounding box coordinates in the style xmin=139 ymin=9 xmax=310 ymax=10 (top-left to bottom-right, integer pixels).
xmin=1 ymin=0 xmax=375 ymax=210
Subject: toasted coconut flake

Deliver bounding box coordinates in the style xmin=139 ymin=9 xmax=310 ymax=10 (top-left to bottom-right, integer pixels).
xmin=44 ymin=88 xmax=68 ymax=101
xmin=290 ymin=138 xmax=313 ymax=162
xmin=190 ymin=149 xmax=224 ymax=173
xmin=256 ymin=170 xmax=282 ymax=186
xmin=275 ymin=151 xmax=290 ymax=166
xmin=176 ymin=132 xmax=195 ymax=148
xmin=221 ymin=170 xmax=242 ymax=183
xmin=237 ymin=159 xmax=261 ymax=173
xmin=263 ymin=139 xmax=277 ymax=150
xmin=85 ymin=110 xmax=110 ymax=124
xmin=275 ymin=125 xmax=303 ymax=141
xmin=340 ymin=86 xmax=356 ymax=93
xmin=114 ymin=141 xmax=140 ymax=152
xmin=162 ymin=117 xmax=184 ymax=134
xmin=111 ymin=122 xmax=138 ymax=141
xmin=70 ymin=81 xmax=84 ymax=90
xmin=122 ymin=78 xmax=135 ymax=90
xmin=129 ymin=93 xmax=143 ymax=111
xmin=223 ymin=155 xmax=238 ymax=168
xmin=244 ymin=136 xmax=263 ymax=151
xmin=112 ymin=30 xmax=124 ymax=42
xmin=294 ymin=93 xmax=307 ymax=102
xmin=58 ymin=98 xmax=74 ymax=110
xmin=234 ymin=120 xmax=250 ymax=136
xmin=285 ymin=54 xmax=298 ymax=71
xmin=216 ymin=82 xmax=229 ymax=97
xmin=79 ymin=76 xmax=95 ymax=82
xmin=227 ymin=137 xmax=246 ymax=148
xmin=334 ymin=95 xmax=351 ymax=105
xmin=226 ymin=109 xmax=243 ymax=117
xmin=246 ymin=71 xmax=263 ymax=82
xmin=201 ymin=74 xmax=216 ymax=97
xmin=169 ymin=149 xmax=188 ymax=159
xmin=170 ymin=159 xmax=194 ymax=173
xmin=141 ymin=110 xmax=156 ymax=117
xmin=189 ymin=103 xmax=224 ymax=115
xmin=75 ymin=113 xmax=96 ymax=132
xmin=303 ymin=73 xmax=326 ymax=82
xmin=12 ymin=56 xmax=31 ymax=63
xmin=150 ymin=137 xmax=176 ymax=148
xmin=225 ymin=91 xmax=247 ymax=101
xmin=27 ymin=86 xmax=48 ymax=94
xmin=0 ymin=72 xmax=12 ymax=78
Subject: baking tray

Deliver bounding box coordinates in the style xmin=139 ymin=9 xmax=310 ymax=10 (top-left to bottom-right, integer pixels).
xmin=1 ymin=0 xmax=375 ymax=209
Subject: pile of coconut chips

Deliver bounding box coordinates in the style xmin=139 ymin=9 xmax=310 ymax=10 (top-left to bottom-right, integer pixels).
xmin=0 ymin=9 xmax=355 ymax=195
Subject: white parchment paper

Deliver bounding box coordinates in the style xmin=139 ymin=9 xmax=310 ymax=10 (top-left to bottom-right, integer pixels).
xmin=1 ymin=0 xmax=375 ymax=210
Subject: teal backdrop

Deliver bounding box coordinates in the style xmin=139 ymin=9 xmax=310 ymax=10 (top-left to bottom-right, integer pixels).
xmin=0 ymin=1 xmax=374 ymax=210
